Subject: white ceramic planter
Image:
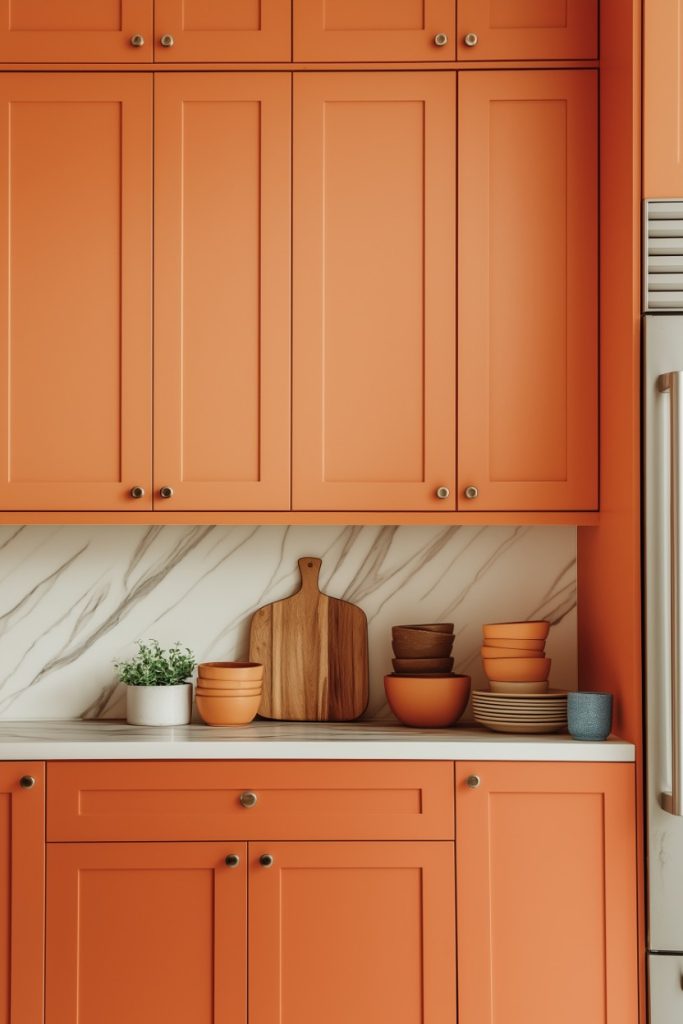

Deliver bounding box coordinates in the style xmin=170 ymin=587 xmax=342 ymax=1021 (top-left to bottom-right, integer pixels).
xmin=126 ymin=683 xmax=193 ymax=726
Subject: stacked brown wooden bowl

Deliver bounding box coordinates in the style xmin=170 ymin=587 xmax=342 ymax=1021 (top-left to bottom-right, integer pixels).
xmin=480 ymin=621 xmax=551 ymax=693
xmin=195 ymin=662 xmax=263 ymax=726
xmin=385 ymin=624 xmax=470 ymax=728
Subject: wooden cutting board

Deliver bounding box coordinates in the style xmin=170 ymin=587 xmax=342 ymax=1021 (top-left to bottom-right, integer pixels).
xmin=249 ymin=556 xmax=369 ymax=721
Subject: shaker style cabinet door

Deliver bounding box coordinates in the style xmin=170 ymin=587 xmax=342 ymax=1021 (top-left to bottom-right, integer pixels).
xmin=293 ymin=0 xmax=455 ymax=61
xmin=154 ymin=0 xmax=291 ymax=61
xmin=249 ymin=842 xmax=457 ymax=1024
xmin=154 ymin=74 xmax=291 ymax=510
xmin=0 ymin=74 xmax=153 ymax=511
xmin=46 ymin=842 xmax=247 ymax=1024
xmin=0 ymin=764 xmax=44 ymax=1024
xmin=292 ymin=73 xmax=456 ymax=511
xmin=455 ymin=762 xmax=638 ymax=1024
xmin=456 ymin=0 xmax=597 ymax=60
xmin=644 ymin=0 xmax=683 ymax=197
xmin=0 ymin=0 xmax=153 ymax=61
xmin=458 ymin=71 xmax=598 ymax=511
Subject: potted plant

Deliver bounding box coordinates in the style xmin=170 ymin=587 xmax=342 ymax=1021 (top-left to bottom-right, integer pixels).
xmin=115 ymin=640 xmax=196 ymax=726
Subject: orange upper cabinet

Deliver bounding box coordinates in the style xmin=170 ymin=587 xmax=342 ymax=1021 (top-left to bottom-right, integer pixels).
xmin=154 ymin=73 xmax=290 ymax=511
xmin=0 ymin=764 xmax=44 ymax=1024
xmin=0 ymin=0 xmax=153 ymax=61
xmin=293 ymin=0 xmax=455 ymax=61
xmin=456 ymin=762 xmax=638 ymax=1024
xmin=154 ymin=0 xmax=291 ymax=60
xmin=292 ymin=72 xmax=456 ymax=511
xmin=249 ymin=841 xmax=457 ymax=1024
xmin=456 ymin=0 xmax=597 ymax=60
xmin=0 ymin=74 xmax=153 ymax=511
xmin=458 ymin=71 xmax=598 ymax=511
xmin=644 ymin=0 xmax=683 ymax=197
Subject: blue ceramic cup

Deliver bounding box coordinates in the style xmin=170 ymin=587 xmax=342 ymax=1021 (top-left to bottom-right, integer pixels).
xmin=567 ymin=691 xmax=613 ymax=741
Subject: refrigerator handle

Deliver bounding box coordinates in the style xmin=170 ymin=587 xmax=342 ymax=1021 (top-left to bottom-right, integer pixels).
xmin=659 ymin=370 xmax=683 ymax=816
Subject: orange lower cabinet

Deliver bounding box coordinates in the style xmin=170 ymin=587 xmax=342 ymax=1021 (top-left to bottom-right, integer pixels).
xmin=455 ymin=762 xmax=638 ymax=1024
xmin=46 ymin=842 xmax=247 ymax=1024
xmin=0 ymin=764 xmax=44 ymax=1024
xmin=248 ymin=841 xmax=456 ymax=1024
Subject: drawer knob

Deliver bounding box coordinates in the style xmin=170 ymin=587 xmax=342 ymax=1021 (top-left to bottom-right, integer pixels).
xmin=259 ymin=853 xmax=274 ymax=868
xmin=130 ymin=34 xmax=145 ymax=47
xmin=466 ymin=774 xmax=481 ymax=789
xmin=436 ymin=486 xmax=450 ymax=499
xmin=464 ymin=32 xmax=478 ymax=47
xmin=130 ymin=485 xmax=145 ymax=499
xmin=434 ymin=32 xmax=448 ymax=46
xmin=19 ymin=775 xmax=36 ymax=789
xmin=225 ymin=853 xmax=240 ymax=868
xmin=159 ymin=486 xmax=174 ymax=499
xmin=239 ymin=790 xmax=258 ymax=808
xmin=160 ymin=33 xmax=175 ymax=47
xmin=464 ymin=485 xmax=479 ymax=500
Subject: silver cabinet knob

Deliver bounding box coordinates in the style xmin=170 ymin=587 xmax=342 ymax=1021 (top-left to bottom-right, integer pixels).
xmin=130 ymin=34 xmax=145 ymax=47
xmin=239 ymin=791 xmax=258 ymax=808
xmin=225 ymin=853 xmax=240 ymax=868
xmin=466 ymin=774 xmax=481 ymax=789
xmin=464 ymin=485 xmax=479 ymax=500
xmin=20 ymin=775 xmax=36 ymax=789
xmin=160 ymin=33 xmax=175 ymax=47
xmin=259 ymin=854 xmax=274 ymax=868
xmin=464 ymin=32 xmax=478 ymax=47
xmin=130 ymin=486 xmax=145 ymax=499
xmin=159 ymin=486 xmax=174 ymax=499
xmin=434 ymin=32 xmax=448 ymax=46
xmin=436 ymin=486 xmax=450 ymax=499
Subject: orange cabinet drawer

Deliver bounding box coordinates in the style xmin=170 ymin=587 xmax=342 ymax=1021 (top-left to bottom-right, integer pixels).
xmin=47 ymin=761 xmax=454 ymax=841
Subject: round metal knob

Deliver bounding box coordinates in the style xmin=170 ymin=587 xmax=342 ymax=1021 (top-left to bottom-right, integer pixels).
xmin=464 ymin=32 xmax=478 ymax=47
xmin=130 ymin=34 xmax=145 ymax=47
xmin=239 ymin=791 xmax=258 ymax=808
xmin=466 ymin=774 xmax=481 ymax=789
xmin=19 ymin=775 xmax=35 ymax=789
xmin=436 ymin=486 xmax=450 ymax=500
xmin=160 ymin=33 xmax=175 ymax=47
xmin=130 ymin=486 xmax=145 ymax=499
xmin=159 ymin=486 xmax=174 ymax=499
xmin=464 ymin=485 xmax=479 ymax=500
xmin=259 ymin=854 xmax=274 ymax=868
xmin=225 ymin=854 xmax=240 ymax=868
xmin=434 ymin=32 xmax=448 ymax=46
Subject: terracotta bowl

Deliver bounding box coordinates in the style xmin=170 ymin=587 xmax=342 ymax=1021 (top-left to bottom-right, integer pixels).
xmin=488 ymin=679 xmax=549 ymax=694
xmin=482 ymin=657 xmax=551 ymax=682
xmin=195 ymin=676 xmax=264 ymax=692
xmin=484 ymin=637 xmax=546 ymax=651
xmin=391 ymin=628 xmax=454 ymax=659
xmin=197 ymin=661 xmax=263 ymax=682
xmin=196 ymin=685 xmax=262 ymax=698
xmin=480 ymin=645 xmax=544 ymax=660
xmin=394 ymin=623 xmax=454 ymax=634
xmin=195 ymin=692 xmax=262 ymax=726
xmin=482 ymin=621 xmax=550 ymax=641
xmin=392 ymin=656 xmax=454 ymax=674
xmin=384 ymin=674 xmax=470 ymax=728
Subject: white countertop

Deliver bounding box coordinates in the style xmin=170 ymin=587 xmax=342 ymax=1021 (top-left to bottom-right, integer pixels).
xmin=0 ymin=720 xmax=635 ymax=762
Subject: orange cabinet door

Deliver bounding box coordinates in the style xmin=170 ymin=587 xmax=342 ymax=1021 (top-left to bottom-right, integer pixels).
xmin=293 ymin=0 xmax=455 ymax=61
xmin=455 ymin=762 xmax=638 ymax=1024
xmin=0 ymin=1 xmax=153 ymax=61
xmin=154 ymin=74 xmax=290 ymax=511
xmin=249 ymin=841 xmax=456 ymax=1024
xmin=644 ymin=0 xmax=683 ymax=197
xmin=458 ymin=71 xmax=597 ymax=511
xmin=456 ymin=0 xmax=597 ymax=60
xmin=154 ymin=0 xmax=291 ymax=61
xmin=0 ymin=764 xmax=44 ymax=1024
xmin=0 ymin=74 xmax=152 ymax=511
xmin=46 ymin=842 xmax=246 ymax=1024
xmin=293 ymin=73 xmax=456 ymax=511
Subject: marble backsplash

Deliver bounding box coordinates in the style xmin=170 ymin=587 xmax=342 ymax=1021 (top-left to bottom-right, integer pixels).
xmin=0 ymin=524 xmax=577 ymax=721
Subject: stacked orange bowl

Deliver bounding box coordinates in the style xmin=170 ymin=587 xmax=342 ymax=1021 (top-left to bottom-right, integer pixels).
xmin=195 ymin=662 xmax=263 ymax=726
xmin=480 ymin=621 xmax=551 ymax=693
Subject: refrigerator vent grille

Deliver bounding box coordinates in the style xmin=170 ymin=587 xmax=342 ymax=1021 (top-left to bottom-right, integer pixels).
xmin=644 ymin=199 xmax=683 ymax=311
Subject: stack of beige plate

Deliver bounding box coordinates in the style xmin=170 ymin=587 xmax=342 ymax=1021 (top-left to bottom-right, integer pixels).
xmin=472 ymin=689 xmax=568 ymax=734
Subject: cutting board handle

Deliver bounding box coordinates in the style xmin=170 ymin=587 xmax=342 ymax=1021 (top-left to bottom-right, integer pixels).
xmin=298 ymin=556 xmax=322 ymax=593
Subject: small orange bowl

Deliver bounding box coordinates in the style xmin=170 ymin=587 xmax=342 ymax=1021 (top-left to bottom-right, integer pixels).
xmin=482 ymin=621 xmax=550 ymax=641
xmin=195 ymin=676 xmax=263 ymax=692
xmin=480 ymin=645 xmax=544 ymax=660
xmin=482 ymin=657 xmax=551 ymax=682
xmin=484 ymin=637 xmax=546 ymax=651
xmin=384 ymin=674 xmax=470 ymax=728
xmin=195 ymin=686 xmax=262 ymax=698
xmin=195 ymin=692 xmax=261 ymax=726
xmin=197 ymin=662 xmax=263 ymax=682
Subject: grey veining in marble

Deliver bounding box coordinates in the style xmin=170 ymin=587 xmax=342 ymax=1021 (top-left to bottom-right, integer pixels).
xmin=0 ymin=525 xmax=577 ymax=721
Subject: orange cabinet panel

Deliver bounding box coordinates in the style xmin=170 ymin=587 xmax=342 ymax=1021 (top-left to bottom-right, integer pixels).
xmin=293 ymin=0 xmax=455 ymax=61
xmin=293 ymin=72 xmax=456 ymax=511
xmin=0 ymin=764 xmax=44 ymax=1024
xmin=46 ymin=841 xmax=247 ymax=1024
xmin=154 ymin=0 xmax=291 ymax=61
xmin=455 ymin=762 xmax=638 ymax=1024
xmin=458 ymin=71 xmax=598 ymax=511
xmin=643 ymin=0 xmax=683 ymax=197
xmin=249 ymin=841 xmax=456 ymax=1024
xmin=154 ymin=73 xmax=290 ymax=510
xmin=0 ymin=1 xmax=153 ymax=61
xmin=0 ymin=74 xmax=152 ymax=511
xmin=456 ymin=0 xmax=597 ymax=60
xmin=47 ymin=760 xmax=454 ymax=841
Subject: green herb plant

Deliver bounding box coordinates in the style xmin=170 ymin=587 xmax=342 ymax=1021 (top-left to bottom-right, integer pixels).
xmin=115 ymin=639 xmax=196 ymax=687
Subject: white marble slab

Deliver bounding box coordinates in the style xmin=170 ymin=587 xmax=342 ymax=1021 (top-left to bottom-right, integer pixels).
xmin=0 ymin=720 xmax=634 ymax=762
